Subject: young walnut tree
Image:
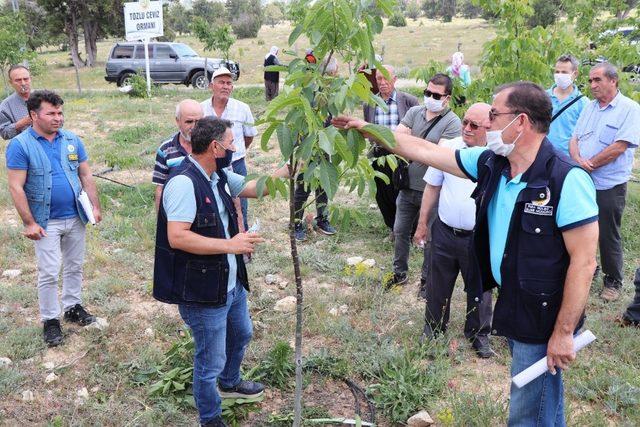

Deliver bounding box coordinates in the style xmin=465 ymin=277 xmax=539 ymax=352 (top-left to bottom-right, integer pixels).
xmin=257 ymin=0 xmax=397 ymax=424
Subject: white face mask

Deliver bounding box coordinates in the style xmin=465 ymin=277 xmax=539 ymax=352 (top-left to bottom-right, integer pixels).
xmin=486 ymin=115 xmax=523 ymax=157
xmin=424 ymin=96 xmax=445 ymax=113
xmin=554 ymin=73 xmax=573 ymax=90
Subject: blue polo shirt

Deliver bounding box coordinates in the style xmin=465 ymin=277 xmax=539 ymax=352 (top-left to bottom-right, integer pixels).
xmin=162 ymin=156 xmax=246 ymax=292
xmin=457 ymin=146 xmax=598 ymax=285
xmin=6 ymin=127 xmax=88 ymax=219
xmin=546 ymin=85 xmax=588 ymax=156
xmin=573 ymin=91 xmax=640 ymax=190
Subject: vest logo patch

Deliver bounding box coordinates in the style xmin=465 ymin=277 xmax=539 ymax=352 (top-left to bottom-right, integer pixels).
xmin=524 ymin=203 xmax=553 ymax=216
xmin=67 ymin=144 xmax=75 ymax=153
xmin=68 ymin=153 xmax=78 ymax=161
xmin=205 ymin=196 xmax=212 ymax=204
xmin=531 ymin=187 xmax=551 ymax=206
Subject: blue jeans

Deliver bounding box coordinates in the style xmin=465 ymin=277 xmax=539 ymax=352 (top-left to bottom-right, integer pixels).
xmin=508 ymin=339 xmax=565 ymax=427
xmin=232 ymin=157 xmax=249 ymax=231
xmin=178 ymin=284 xmax=253 ymax=424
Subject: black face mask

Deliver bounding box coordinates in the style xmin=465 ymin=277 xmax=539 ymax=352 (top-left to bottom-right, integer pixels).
xmin=215 ymin=145 xmax=233 ymax=170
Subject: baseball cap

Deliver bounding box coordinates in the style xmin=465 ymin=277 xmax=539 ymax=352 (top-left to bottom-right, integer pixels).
xmin=211 ymin=66 xmax=233 ymax=80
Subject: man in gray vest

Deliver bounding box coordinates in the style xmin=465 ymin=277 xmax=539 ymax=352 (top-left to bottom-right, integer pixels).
xmin=0 ymin=65 xmax=33 ymax=140
xmin=363 ymin=65 xmax=418 ymax=232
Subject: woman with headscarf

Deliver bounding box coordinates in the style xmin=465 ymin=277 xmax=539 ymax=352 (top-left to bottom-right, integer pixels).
xmin=264 ymin=46 xmax=281 ymax=101
xmin=446 ymin=51 xmax=471 ymax=87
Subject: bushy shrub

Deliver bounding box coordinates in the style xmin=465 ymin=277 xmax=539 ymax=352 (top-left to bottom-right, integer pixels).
xmin=387 ymin=13 xmax=407 ymax=27
xmin=128 ymin=74 xmax=150 ymax=98
xmin=232 ymin=12 xmax=262 ymax=38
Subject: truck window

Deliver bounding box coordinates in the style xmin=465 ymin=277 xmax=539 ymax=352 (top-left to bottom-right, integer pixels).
xmin=112 ymin=45 xmax=134 ymax=59
xmin=134 ymin=45 xmax=154 ymax=59
xmin=155 ymin=45 xmax=176 ymax=59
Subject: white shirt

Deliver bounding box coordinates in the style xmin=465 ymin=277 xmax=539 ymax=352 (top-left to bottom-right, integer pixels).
xmin=423 ymin=137 xmax=477 ymax=231
xmin=201 ymin=97 xmax=258 ymax=161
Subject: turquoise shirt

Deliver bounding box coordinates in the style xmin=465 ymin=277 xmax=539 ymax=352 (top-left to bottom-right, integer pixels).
xmin=546 ymin=85 xmax=588 ymax=156
xmin=162 ymin=156 xmax=246 ymax=292
xmin=457 ymin=146 xmax=598 ymax=285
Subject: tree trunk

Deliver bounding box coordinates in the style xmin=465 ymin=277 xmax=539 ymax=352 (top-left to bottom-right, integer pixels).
xmin=289 ymin=162 xmax=304 ymax=427
xmin=83 ymin=20 xmax=99 ymax=67
xmin=66 ymin=1 xmax=84 ymax=68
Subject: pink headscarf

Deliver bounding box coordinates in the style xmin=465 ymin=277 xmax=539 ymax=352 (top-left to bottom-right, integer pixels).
xmin=451 ymin=52 xmax=465 ymax=77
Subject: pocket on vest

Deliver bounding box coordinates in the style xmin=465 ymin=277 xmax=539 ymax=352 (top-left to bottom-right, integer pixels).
xmin=182 ymin=260 xmax=226 ymax=305
xmin=517 ymin=279 xmax=562 ymax=339
xmin=25 ymin=167 xmax=44 ymax=197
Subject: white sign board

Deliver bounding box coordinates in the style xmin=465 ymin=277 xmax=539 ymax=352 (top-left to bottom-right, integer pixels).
xmin=124 ymin=0 xmax=163 ymax=42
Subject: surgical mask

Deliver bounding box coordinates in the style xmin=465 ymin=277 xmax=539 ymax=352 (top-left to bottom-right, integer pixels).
xmin=486 ymin=115 xmax=523 ymax=157
xmin=554 ymin=73 xmax=573 ymax=90
xmin=215 ymin=145 xmax=233 ymax=170
xmin=424 ymin=96 xmax=445 ymax=113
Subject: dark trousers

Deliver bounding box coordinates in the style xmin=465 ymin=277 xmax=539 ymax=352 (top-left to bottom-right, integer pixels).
xmin=597 ymin=183 xmax=627 ymax=288
xmin=264 ymin=79 xmax=279 ymax=101
xmin=425 ymin=217 xmax=493 ymax=339
xmin=294 ymin=172 xmax=328 ymax=223
xmin=623 ymin=267 xmax=640 ymax=323
xmin=372 ymin=156 xmax=399 ymax=230
xmin=393 ymin=189 xmax=430 ymax=279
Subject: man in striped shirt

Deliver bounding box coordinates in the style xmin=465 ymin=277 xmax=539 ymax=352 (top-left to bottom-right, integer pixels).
xmin=152 ymin=99 xmax=204 ymax=211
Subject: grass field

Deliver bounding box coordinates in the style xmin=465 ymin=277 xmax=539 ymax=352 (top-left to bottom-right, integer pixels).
xmin=1 ymin=17 xmax=639 ymax=427
xmin=14 ymin=17 xmax=494 ymax=94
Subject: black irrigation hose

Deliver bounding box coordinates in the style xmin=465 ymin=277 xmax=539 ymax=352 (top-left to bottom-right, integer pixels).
xmin=343 ymin=378 xmax=376 ymax=425
xmin=92 ymin=173 xmax=134 ymax=188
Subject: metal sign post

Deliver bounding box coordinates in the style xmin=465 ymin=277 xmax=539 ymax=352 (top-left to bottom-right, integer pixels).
xmin=123 ymin=0 xmax=163 ymax=96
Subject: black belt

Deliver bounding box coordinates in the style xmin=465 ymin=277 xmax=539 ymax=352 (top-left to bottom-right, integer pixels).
xmin=440 ymin=220 xmax=473 ymax=237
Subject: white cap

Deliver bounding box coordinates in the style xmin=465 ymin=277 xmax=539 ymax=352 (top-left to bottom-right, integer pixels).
xmin=211 ymin=66 xmax=232 ymax=80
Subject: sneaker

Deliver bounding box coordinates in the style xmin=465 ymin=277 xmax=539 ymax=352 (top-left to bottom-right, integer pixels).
xmin=315 ymin=218 xmax=336 ymax=235
xmin=294 ymin=224 xmax=307 ymax=242
xmin=43 ymin=319 xmax=63 ymax=347
xmin=615 ymin=316 xmax=640 ymax=328
xmin=64 ymin=304 xmax=96 ymax=326
xmin=201 ymin=416 xmax=228 ymax=427
xmin=600 ymin=286 xmax=621 ymax=302
xmin=218 ymin=380 xmax=265 ymax=399
xmin=383 ymin=273 xmax=408 ymax=289
xmin=471 ymin=336 xmax=494 ymax=359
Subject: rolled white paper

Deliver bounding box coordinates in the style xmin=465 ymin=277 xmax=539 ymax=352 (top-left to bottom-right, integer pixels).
xmin=78 ymin=190 xmax=96 ymax=225
xmin=512 ymin=329 xmax=596 ymax=389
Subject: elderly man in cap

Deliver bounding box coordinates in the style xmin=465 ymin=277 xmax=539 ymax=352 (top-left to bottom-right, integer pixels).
xmin=201 ymin=67 xmax=258 ymax=230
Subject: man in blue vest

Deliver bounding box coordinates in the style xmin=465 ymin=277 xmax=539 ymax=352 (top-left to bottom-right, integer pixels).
xmin=154 ymin=117 xmax=289 ymax=427
xmin=333 ymin=81 xmax=599 ymax=426
xmin=6 ymin=90 xmax=102 ymax=347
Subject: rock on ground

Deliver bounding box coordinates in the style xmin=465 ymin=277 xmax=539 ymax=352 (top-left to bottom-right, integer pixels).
xmin=264 ymin=274 xmax=279 ymax=285
xmin=1 ymin=269 xmax=21 ymax=278
xmin=274 ymin=296 xmax=296 ymax=313
xmin=0 ymin=357 xmax=12 ymax=367
xmin=346 ymin=256 xmax=364 ymax=266
xmin=362 ymin=258 xmax=376 ymax=268
xmin=21 ymin=390 xmax=34 ymax=402
xmin=45 ymin=372 xmax=58 ymax=384
xmin=86 ymin=317 xmax=109 ymax=331
xmin=407 ymin=410 xmax=434 ymax=427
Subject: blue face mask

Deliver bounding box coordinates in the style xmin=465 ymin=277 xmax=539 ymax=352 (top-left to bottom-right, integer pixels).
xmin=215 ymin=145 xmax=233 ymax=170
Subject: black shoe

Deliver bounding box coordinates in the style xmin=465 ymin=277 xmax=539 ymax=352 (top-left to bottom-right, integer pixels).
xmin=218 ymin=380 xmax=265 ymax=399
xmin=616 ymin=316 xmax=640 ymax=328
xmin=43 ymin=319 xmax=63 ymax=347
xmin=383 ymin=273 xmax=408 ymax=289
xmin=315 ymin=218 xmax=336 ymax=235
xmin=63 ymin=304 xmax=96 ymax=326
xmin=294 ymin=224 xmax=307 ymax=242
xmin=202 ymin=416 xmax=227 ymax=427
xmin=417 ymin=279 xmax=427 ymax=299
xmin=419 ymin=323 xmax=436 ymax=345
xmin=471 ymin=336 xmax=494 ymax=359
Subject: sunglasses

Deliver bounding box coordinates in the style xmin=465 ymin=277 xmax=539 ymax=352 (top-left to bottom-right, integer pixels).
xmin=423 ymin=89 xmax=448 ymax=100
xmin=488 ymin=110 xmax=520 ymax=122
xmin=462 ymin=119 xmax=482 ymax=130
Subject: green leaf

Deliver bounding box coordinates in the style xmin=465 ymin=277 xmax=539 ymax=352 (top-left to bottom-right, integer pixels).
xmin=318 ymin=161 xmax=339 ymax=199
xmin=288 ymin=24 xmax=304 ymax=45
xmin=277 ymin=124 xmax=294 ymax=158
xmin=362 ymin=124 xmax=396 ymax=149
xmin=318 ymin=130 xmax=335 ymax=156
xmin=260 ymin=121 xmax=280 ymax=152
xmin=255 ymin=176 xmax=268 ymax=201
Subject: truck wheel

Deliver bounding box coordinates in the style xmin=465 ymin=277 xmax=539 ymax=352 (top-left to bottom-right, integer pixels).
xmin=191 ymin=71 xmax=208 ymax=90
xmin=117 ymin=72 xmax=135 ymax=87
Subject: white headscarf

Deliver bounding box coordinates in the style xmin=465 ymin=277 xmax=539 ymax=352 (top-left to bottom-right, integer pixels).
xmin=451 ymin=52 xmax=465 ymax=76
xmin=265 ymin=46 xmax=279 ymax=60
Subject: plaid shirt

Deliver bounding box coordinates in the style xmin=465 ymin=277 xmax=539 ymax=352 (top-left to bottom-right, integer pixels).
xmin=373 ymin=90 xmax=399 ymax=130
